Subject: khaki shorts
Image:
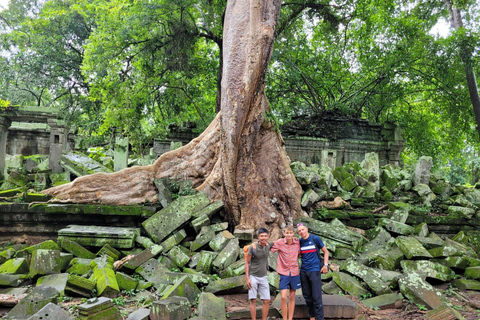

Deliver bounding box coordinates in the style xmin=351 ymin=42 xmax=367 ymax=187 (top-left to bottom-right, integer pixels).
xmin=248 ymin=275 xmax=270 ymax=300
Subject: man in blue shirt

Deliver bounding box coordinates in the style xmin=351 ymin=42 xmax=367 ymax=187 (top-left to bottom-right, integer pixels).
xmin=296 ymin=223 xmax=330 ymax=320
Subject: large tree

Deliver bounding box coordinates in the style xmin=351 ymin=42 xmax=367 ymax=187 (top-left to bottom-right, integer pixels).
xmin=44 ymin=0 xmax=303 ymax=238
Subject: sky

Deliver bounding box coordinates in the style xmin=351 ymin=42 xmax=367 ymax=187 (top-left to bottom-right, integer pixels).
xmin=0 ymin=0 xmax=9 ymax=11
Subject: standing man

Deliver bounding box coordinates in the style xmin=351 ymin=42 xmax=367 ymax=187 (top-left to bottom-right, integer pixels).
xmin=296 ymin=223 xmax=329 ymax=320
xmin=270 ymin=225 xmax=301 ymax=320
xmin=245 ymin=228 xmax=273 ymax=320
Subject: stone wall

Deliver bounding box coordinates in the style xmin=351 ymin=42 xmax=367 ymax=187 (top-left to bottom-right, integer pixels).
xmin=154 ymin=119 xmax=405 ymax=169
xmin=6 ymin=124 xmax=51 ymax=156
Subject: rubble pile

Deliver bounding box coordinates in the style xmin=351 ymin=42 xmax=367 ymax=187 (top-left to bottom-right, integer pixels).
xmin=0 ymin=152 xmax=479 ymax=318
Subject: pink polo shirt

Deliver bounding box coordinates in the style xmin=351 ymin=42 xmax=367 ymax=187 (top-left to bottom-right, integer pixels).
xmin=270 ymin=237 xmax=300 ymax=276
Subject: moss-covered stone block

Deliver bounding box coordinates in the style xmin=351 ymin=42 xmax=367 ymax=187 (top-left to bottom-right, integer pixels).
xmin=342 ymin=260 xmax=391 ymax=295
xmin=453 ymin=279 xmax=480 ymax=291
xmin=135 ymin=259 xmax=170 ymax=286
xmin=209 ymin=230 xmax=235 ymax=252
xmin=161 ymin=275 xmax=200 ymax=303
xmin=0 ymin=258 xmax=29 ymax=274
xmin=76 ymin=296 xmax=121 ymax=320
xmin=191 ymin=200 xmax=224 ymax=219
xmin=0 ymin=273 xmax=29 ymax=287
xmin=66 ymin=274 xmax=96 ymax=297
xmin=60 ymin=238 xmax=96 ymax=259
xmin=332 ymin=271 xmax=369 ymax=297
xmin=30 ymin=249 xmax=62 ymax=277
xmin=66 ymin=258 xmax=93 ymax=275
xmin=160 ymin=229 xmax=186 ymax=252
xmin=89 ymin=256 xmax=119 ymax=297
xmin=3 ymin=285 xmax=59 ymax=320
xmin=204 ymin=275 xmax=247 ymax=294
xmin=151 ymin=296 xmax=191 ymax=320
xmin=361 ymin=292 xmax=404 ymax=310
xmin=212 ymin=238 xmax=240 ymax=273
xmin=395 ymin=236 xmax=432 ymax=259
xmin=196 ymin=251 xmax=218 ymax=275
xmin=167 ymin=245 xmax=191 ymax=268
xmin=116 ymin=272 xmax=138 ymax=291
xmin=36 ymin=273 xmax=68 ymax=295
xmin=191 ymin=230 xmax=216 ymax=252
xmin=58 ymin=225 xmax=140 ymax=249
xmin=465 ymin=266 xmax=480 ymax=280
xmin=96 ymin=244 xmax=121 ymax=260
xmin=197 ymin=292 xmax=226 ymax=320
xmin=142 ymin=192 xmax=210 ymax=243
xmin=400 ymin=260 xmax=452 ymax=282
xmin=378 ymin=218 xmax=415 ymax=235
xmin=398 ymin=272 xmax=444 ymax=309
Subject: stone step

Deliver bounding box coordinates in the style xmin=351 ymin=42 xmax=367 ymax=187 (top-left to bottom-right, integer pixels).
xmin=228 ymin=293 xmax=357 ymax=319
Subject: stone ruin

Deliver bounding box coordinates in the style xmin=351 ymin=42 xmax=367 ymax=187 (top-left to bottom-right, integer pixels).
xmin=0 ymin=150 xmax=479 ymax=319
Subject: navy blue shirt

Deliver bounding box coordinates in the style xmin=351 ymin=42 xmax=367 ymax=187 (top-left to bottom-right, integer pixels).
xmin=299 ymin=234 xmax=325 ymax=272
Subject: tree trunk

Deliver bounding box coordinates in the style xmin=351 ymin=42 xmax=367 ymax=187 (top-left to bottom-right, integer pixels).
xmin=445 ymin=1 xmax=480 ymax=139
xmin=42 ymin=0 xmax=303 ymax=238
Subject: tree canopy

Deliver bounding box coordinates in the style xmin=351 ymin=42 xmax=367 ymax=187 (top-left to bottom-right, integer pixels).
xmin=1 ymin=0 xmax=480 ymax=167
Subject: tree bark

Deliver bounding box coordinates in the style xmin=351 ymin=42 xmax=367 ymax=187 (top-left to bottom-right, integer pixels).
xmin=43 ymin=0 xmax=304 ymax=238
xmin=445 ymin=0 xmax=480 ymax=139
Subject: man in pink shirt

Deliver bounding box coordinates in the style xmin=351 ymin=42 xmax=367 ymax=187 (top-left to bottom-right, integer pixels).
xmin=271 ymin=225 xmax=301 ymax=320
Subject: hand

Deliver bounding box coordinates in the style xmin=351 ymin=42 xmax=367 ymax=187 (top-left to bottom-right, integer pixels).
xmin=246 ymin=278 xmax=252 ymax=290
xmin=321 ymin=265 xmax=329 ymax=274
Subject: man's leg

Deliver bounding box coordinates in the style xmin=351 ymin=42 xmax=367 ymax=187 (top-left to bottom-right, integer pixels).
xmin=288 ymin=289 xmax=296 ymax=320
xmin=300 ymin=271 xmax=315 ymax=320
xmin=248 ymin=276 xmax=259 ymax=320
xmin=310 ymin=272 xmax=324 ymax=320
xmin=280 ymin=289 xmax=288 ymax=320
xmin=262 ymin=299 xmax=270 ymax=320
xmin=250 ymin=299 xmax=258 ymax=320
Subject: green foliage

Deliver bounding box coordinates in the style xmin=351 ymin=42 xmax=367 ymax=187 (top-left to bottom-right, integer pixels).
xmin=359 ymin=292 xmax=373 ymax=300
xmin=112 ymin=295 xmax=126 ymax=306
xmin=0 ymin=99 xmax=11 ymax=109
xmin=416 ymin=304 xmax=428 ymax=311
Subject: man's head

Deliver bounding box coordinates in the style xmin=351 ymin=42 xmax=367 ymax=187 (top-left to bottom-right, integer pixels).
xmin=296 ymin=223 xmax=309 ymax=239
xmin=257 ymin=227 xmax=270 ymax=244
xmin=283 ymin=225 xmax=295 ymax=241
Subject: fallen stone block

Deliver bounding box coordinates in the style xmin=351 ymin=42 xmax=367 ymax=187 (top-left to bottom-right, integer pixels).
xmin=391 ymin=209 xmax=409 ymax=224
xmin=116 ymin=272 xmax=138 ymax=291
xmin=30 ymin=249 xmax=62 ymax=277
xmin=18 ymin=240 xmax=61 ymax=257
xmin=332 ymin=271 xmax=369 ymax=297
xmin=398 ymin=272 xmax=444 ymax=309
xmin=135 ymin=259 xmax=170 ymax=288
xmin=191 ymin=200 xmax=224 ymax=219
xmin=60 ymin=151 xmax=114 ymax=176
xmin=464 ymin=266 xmax=480 ymax=280
xmin=0 ymin=258 xmax=29 ymax=274
xmin=378 ymin=218 xmax=415 ymax=235
xmin=343 ymin=260 xmax=392 ymax=295
xmin=197 ymin=292 xmax=226 ymax=320
xmin=429 ymin=238 xmax=477 ymax=258
xmin=161 ymin=275 xmax=200 ymax=304
xmin=414 ymin=223 xmax=429 ymax=237
xmin=448 ymin=206 xmax=475 ymax=218
xmin=233 ymin=228 xmax=254 ymax=242
xmin=191 ymin=230 xmax=215 ymax=252
xmin=122 ymin=245 xmax=163 ymax=271
xmin=396 ymin=236 xmax=433 ymax=259
xmin=159 ymin=256 xmax=178 ymax=270
xmin=204 ymin=275 xmax=247 ymax=294
xmin=0 ymin=288 xmax=28 ymax=307
xmin=90 ymin=256 xmax=120 ymax=297
xmin=59 ymin=252 xmax=73 ymax=271
xmin=77 ymin=297 xmax=122 ymax=320
xmin=150 ymin=296 xmax=191 ymax=320
xmin=435 ymin=256 xmax=469 ymax=270
xmin=126 ymin=308 xmax=150 ymax=320
xmin=219 ymin=259 xmax=245 ymax=279
xmin=196 ymin=251 xmax=218 ymax=274
xmin=66 ymin=274 xmax=96 ymax=297
xmin=414 ymin=236 xmax=444 ymax=249
xmin=209 ymin=230 xmax=235 ymax=252
xmin=66 ymin=258 xmax=92 ymax=275
xmin=167 ymin=246 xmax=191 ymax=268
xmin=26 ymin=302 xmax=74 ymax=320
xmin=154 ymin=178 xmax=173 ymax=208
xmin=135 ymin=236 xmax=156 ymax=249
xmin=400 ymin=260 xmax=452 ymax=282
xmin=212 ymin=238 xmax=240 ymax=272
xmin=453 ymin=279 xmax=480 ymax=291
xmin=3 ymin=285 xmax=59 ymax=320
xmin=0 ymin=274 xmax=30 ymax=287
xmin=97 ymin=244 xmax=121 ymax=260
xmin=301 ymin=188 xmax=321 ymax=207
xmin=36 ymin=273 xmax=68 ymax=295
xmin=60 ymin=238 xmax=96 ymax=259
xmin=142 ymin=192 xmax=210 ymax=243
xmin=362 ymin=227 xmax=392 ymax=253
xmin=58 ymin=225 xmax=140 ymax=249
xmin=322 ymin=280 xmax=344 ymax=295
xmin=361 ymin=292 xmax=403 ymax=310
xmin=160 ymin=230 xmax=186 ymax=252
xmin=191 ymin=215 xmax=210 ymax=234
xmin=181 ymin=268 xmax=211 ymax=285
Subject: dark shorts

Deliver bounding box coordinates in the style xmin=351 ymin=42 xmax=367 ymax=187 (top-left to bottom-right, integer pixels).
xmin=279 ymin=274 xmax=301 ymax=290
